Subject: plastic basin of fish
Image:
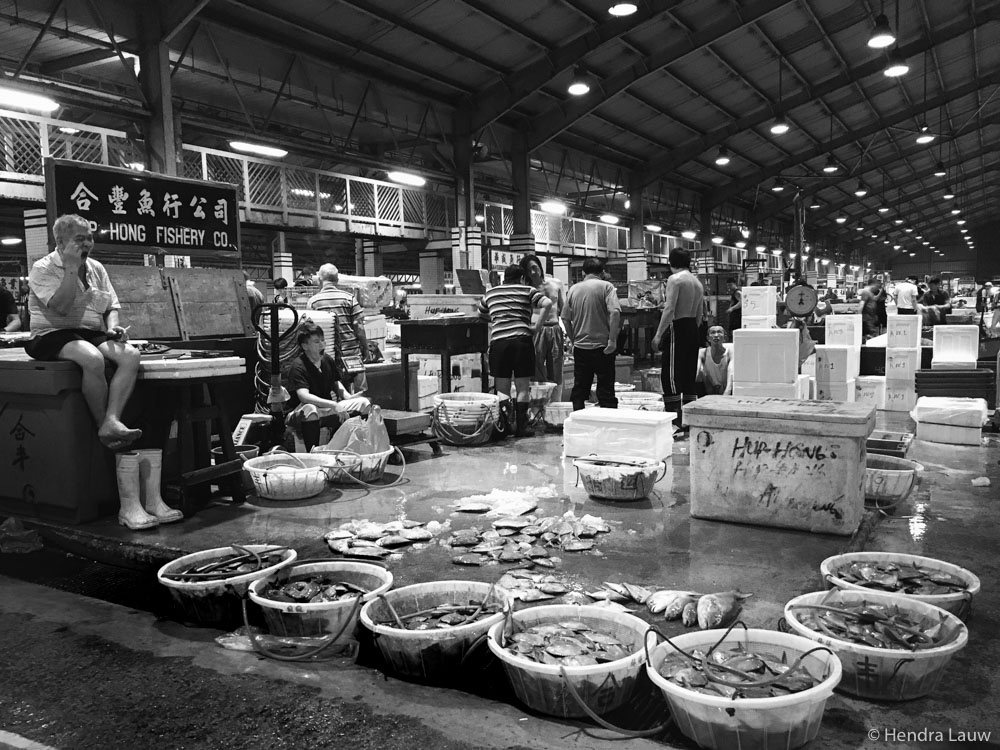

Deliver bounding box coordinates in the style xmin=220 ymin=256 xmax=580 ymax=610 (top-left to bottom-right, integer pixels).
xmin=360 ymin=580 xmax=507 ymax=683
xmin=248 ymin=562 xmax=393 ymax=640
xmin=784 ymin=590 xmax=968 ymax=701
xmin=645 ymin=628 xmax=842 ymax=750
xmin=487 ymin=604 xmax=649 ymax=719
xmin=864 ymin=455 xmax=922 ymax=505
xmin=157 ymin=545 xmax=297 ymax=629
xmin=573 ymin=455 xmax=667 ymax=501
xmin=820 ymin=551 xmax=981 ymax=619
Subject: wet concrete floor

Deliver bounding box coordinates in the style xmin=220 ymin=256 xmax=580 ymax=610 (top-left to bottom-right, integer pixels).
xmin=1 ymin=413 xmax=999 ymax=749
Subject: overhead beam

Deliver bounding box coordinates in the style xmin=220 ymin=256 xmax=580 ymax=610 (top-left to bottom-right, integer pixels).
xmin=524 ymin=0 xmax=795 ymax=152
xmin=39 ymin=47 xmax=124 ymax=74
xmin=13 ymin=0 xmax=65 ymax=78
xmin=706 ymin=71 xmax=1000 ymax=209
xmin=162 ymin=0 xmax=211 ymax=44
xmin=461 ymin=0 xmax=684 ymax=134
xmin=639 ymin=5 xmax=1000 ymax=190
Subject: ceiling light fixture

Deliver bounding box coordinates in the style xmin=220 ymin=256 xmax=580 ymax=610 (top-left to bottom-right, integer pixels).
xmin=836 ymin=215 xmax=847 ymax=224
xmin=951 ymin=207 xmax=961 ymax=215
xmin=540 ymin=200 xmax=567 ymax=215
xmin=0 ymin=86 xmax=59 ymax=113
xmin=915 ymin=124 xmax=935 ymax=144
xmin=681 ymin=229 xmax=697 ymax=240
xmin=823 ymin=155 xmax=839 ymax=173
xmin=956 ymin=219 xmax=966 ymax=225
xmin=853 ymin=181 xmax=868 ymax=197
xmin=229 ymin=141 xmax=288 ymax=158
xmin=771 ymin=178 xmax=786 ymax=192
xmin=608 ymin=3 xmax=638 ymax=16
xmin=714 ymin=146 xmax=731 ymax=166
xmin=904 ymin=227 xmax=913 ymax=232
xmin=942 ymin=186 xmax=955 ymax=200
xmin=893 ymin=218 xmax=904 ymax=224
xmin=475 ymin=213 xmax=486 ymax=224
xmin=600 ymin=214 xmax=620 ymax=225
xmin=1 ymin=237 xmax=23 ymax=246
xmin=735 ymin=240 xmax=747 ymax=249
xmin=856 ymin=225 xmax=865 ymax=231
xmin=645 ymin=223 xmax=662 ymax=233
xmin=711 ymin=234 xmax=724 ymax=244
xmin=933 ymin=161 xmax=947 ymax=177
xmin=126 ymin=162 xmax=145 ymax=171
xmin=769 ymin=57 xmax=790 ymax=136
xmin=58 ymin=126 xmax=80 ymax=134
xmin=387 ymin=170 xmax=427 ymax=187
xmin=567 ymin=66 xmax=592 ymax=96
xmin=868 ymin=2 xmax=896 ymax=48
xmin=883 ymin=48 xmax=909 ymax=77
xmin=810 ymin=201 xmax=822 ymax=209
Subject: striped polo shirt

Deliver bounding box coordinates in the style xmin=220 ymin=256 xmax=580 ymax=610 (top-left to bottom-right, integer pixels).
xmin=478 ymin=283 xmax=544 ymax=342
xmin=28 ymin=251 xmax=120 ymax=336
xmin=307 ymin=284 xmax=365 ymax=356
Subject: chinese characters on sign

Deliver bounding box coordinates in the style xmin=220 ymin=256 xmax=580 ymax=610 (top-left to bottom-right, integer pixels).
xmin=47 ymin=159 xmax=240 ymax=255
xmin=489 ymin=249 xmax=525 ymax=270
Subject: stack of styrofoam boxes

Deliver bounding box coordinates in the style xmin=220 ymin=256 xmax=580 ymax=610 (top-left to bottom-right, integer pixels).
xmin=815 ymin=344 xmax=859 ymax=402
xmin=912 ymin=396 xmax=987 ymax=446
xmin=413 ymin=353 xmax=483 ymax=397
xmin=732 ymin=329 xmax=806 ymax=399
xmin=884 ymin=314 xmax=921 ymax=412
xmin=931 ymin=325 xmax=978 ymax=370
xmin=741 ymin=286 xmax=778 ymax=329
xmin=363 ymin=313 xmax=387 ymax=354
xmin=816 ymin=315 xmax=861 ymax=403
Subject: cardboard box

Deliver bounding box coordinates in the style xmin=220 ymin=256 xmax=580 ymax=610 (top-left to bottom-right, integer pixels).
xmin=732 ymin=329 xmax=799 ymax=384
xmin=886 ymin=315 xmax=921 ymax=349
xmin=684 ymin=396 xmax=875 ymax=535
xmin=815 ymin=345 xmax=860 ymax=382
xmin=825 ymin=314 xmax=863 ymax=348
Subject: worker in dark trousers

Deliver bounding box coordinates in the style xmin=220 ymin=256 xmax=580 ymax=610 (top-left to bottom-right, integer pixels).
xmin=652 ymin=249 xmax=705 ymax=435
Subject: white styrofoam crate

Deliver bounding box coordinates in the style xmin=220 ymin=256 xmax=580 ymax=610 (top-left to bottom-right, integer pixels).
xmin=884 ymin=381 xmax=917 ymax=412
xmin=741 ymin=315 xmax=777 ymax=329
xmin=886 ymin=315 xmax=921 ymax=349
xmin=814 ymin=345 xmax=860 ymax=382
xmin=417 ymin=374 xmax=439 ymax=398
xmin=797 ymin=373 xmax=810 ymax=400
xmin=741 ymin=286 xmax=777 ymax=316
xmin=931 ymin=360 xmax=978 ymax=370
xmin=562 ymin=407 xmax=674 ymax=460
xmin=363 ymin=313 xmax=387 ymax=341
xmin=815 ymin=379 xmax=856 ymax=403
xmin=932 ymin=325 xmax=978 ymax=363
xmin=885 ymin=347 xmax=920 ymax=381
xmin=854 ymin=375 xmax=886 ymax=409
xmin=825 ymin=314 xmax=863 ymax=348
xmin=912 ymin=397 xmax=988 ymax=428
xmin=733 ymin=382 xmax=799 ymax=399
xmin=916 ymin=422 xmax=982 ymax=446
xmin=732 ymin=328 xmax=799 ymax=384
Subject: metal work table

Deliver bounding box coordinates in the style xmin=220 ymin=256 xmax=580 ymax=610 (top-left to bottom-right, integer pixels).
xmin=399 ymin=316 xmax=489 ymax=410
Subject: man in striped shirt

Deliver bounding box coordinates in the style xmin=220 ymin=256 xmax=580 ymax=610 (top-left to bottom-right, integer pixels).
xmin=26 ymin=214 xmax=142 ymax=452
xmin=307 ymin=264 xmax=368 ymax=394
xmin=478 ymin=264 xmax=553 ymax=437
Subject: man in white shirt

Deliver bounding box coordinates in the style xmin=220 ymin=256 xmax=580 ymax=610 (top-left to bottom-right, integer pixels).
xmin=894 ymin=275 xmax=919 ymax=315
xmin=26 ymin=214 xmax=141 ymax=452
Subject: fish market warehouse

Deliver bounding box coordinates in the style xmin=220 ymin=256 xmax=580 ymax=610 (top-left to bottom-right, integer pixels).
xmin=0 ymin=1 xmax=998 ymax=749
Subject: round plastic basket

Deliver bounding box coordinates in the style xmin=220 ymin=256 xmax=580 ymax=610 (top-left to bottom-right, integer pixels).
xmin=544 ymin=401 xmax=574 ymax=428
xmin=432 ymin=394 xmax=500 ymax=446
xmin=784 ymin=589 xmax=968 ymax=701
xmin=310 ymin=447 xmax=395 ymax=484
xmin=865 ymin=455 xmax=922 ymax=504
xmin=249 ymin=561 xmax=392 ymax=640
xmin=243 ymin=453 xmax=331 ymax=500
xmin=487 ymin=604 xmax=649 ymax=719
xmin=573 ymin=455 xmax=666 ymax=501
xmin=646 ymin=628 xmax=842 ymax=750
xmin=157 ymin=545 xmax=297 ymax=629
xmin=360 ymin=580 xmax=507 ymax=682
xmin=820 ymin=551 xmax=980 ymax=619
xmin=618 ymin=391 xmax=665 ymax=412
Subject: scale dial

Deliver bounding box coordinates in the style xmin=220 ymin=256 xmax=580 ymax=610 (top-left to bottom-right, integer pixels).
xmin=784 ymin=284 xmax=818 ymax=317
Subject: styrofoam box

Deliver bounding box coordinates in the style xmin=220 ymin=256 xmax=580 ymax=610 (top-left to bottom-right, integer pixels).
xmin=932 ymin=325 xmax=978 ymax=363
xmin=800 ymin=353 xmax=816 ymax=377
xmin=816 ymin=379 xmax=855 ymax=403
xmin=363 ymin=313 xmax=387 ymax=342
xmin=826 ymin=314 xmax=863 ymax=348
xmin=931 ymin=360 xmax=978 ymax=370
xmin=733 ymin=382 xmax=798 ymax=399
xmin=916 ymin=422 xmax=982 ymax=447
xmin=912 ymin=396 xmax=988 ymax=428
xmin=684 ymin=396 xmax=875 ymax=535
xmin=741 ymin=315 xmax=777 ymax=329
xmin=854 ymin=376 xmax=886 ymax=409
xmin=741 ymin=286 xmax=777 ymax=316
xmin=417 ymin=374 xmax=439 ymax=398
xmin=732 ymin=329 xmax=799 ymax=384
xmin=797 ymin=373 xmax=810 ymax=400
xmin=884 ymin=381 xmax=917 ymax=412
xmin=815 ymin=345 xmax=860 ymax=382
xmin=562 ymin=407 xmax=675 ymax=461
xmin=885 ymin=347 xmax=920 ymax=380
xmin=886 ymin=315 xmax=921 ymax=349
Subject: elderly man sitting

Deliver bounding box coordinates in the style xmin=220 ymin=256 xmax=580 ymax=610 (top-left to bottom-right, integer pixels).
xmin=26 ymin=214 xmax=141 ymax=451
xmin=285 ymin=320 xmax=371 ymax=451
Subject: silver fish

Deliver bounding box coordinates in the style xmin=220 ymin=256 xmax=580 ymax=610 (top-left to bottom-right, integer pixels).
xmin=646 ymin=589 xmax=700 ymax=615
xmin=325 ymin=538 xmax=351 ymax=555
xmin=664 ymin=593 xmax=701 ymax=621
xmin=454 ymin=502 xmax=493 ymax=513
xmin=399 ymin=527 xmax=433 ymax=541
xmin=696 ymin=591 xmax=751 ymax=630
xmin=681 ymin=600 xmax=699 ymax=627
xmin=376 ymin=535 xmax=412 ymax=548
xmin=622 ymin=582 xmax=652 ymax=605
xmin=452 ymin=554 xmax=485 ymax=566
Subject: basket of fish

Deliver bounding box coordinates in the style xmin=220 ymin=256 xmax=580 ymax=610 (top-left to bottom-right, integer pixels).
xmin=820 ymin=551 xmax=980 ymax=619
xmin=573 ymin=455 xmax=667 ymax=501
xmin=486 ymin=604 xmax=649 ymax=718
xmin=646 ymin=627 xmax=842 ymax=750
xmin=157 ymin=545 xmax=297 ymax=629
xmin=359 ymin=580 xmax=507 ymax=682
xmin=311 ymin=447 xmax=399 ymax=484
xmin=784 ymin=589 xmax=968 ymax=701
xmin=248 ymin=561 xmax=393 ymax=640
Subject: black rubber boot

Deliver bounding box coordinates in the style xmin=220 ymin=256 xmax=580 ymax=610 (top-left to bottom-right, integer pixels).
xmin=301 ymin=420 xmax=321 ymax=452
xmin=515 ymin=402 xmax=531 ymax=437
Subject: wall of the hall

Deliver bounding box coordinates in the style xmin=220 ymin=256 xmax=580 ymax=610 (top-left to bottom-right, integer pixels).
xmin=974 ymin=221 xmax=1000 ymax=281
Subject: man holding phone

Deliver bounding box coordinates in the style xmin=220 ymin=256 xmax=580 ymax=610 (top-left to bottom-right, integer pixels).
xmin=26 ymin=213 xmax=141 ymax=451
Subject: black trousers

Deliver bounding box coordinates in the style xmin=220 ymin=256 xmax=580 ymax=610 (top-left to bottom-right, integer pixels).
xmin=660 ymin=318 xmax=700 ymax=401
xmin=570 ymin=346 xmax=617 ymax=410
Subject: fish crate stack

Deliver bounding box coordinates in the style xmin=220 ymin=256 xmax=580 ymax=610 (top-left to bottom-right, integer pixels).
xmin=741 ymin=285 xmax=778 ymax=329
xmin=731 ymin=328 xmax=809 ymax=400
xmin=883 ymin=315 xmax=922 ymax=412
xmin=931 ymin=325 xmax=978 ymax=370
xmin=911 ymin=396 xmax=988 ymax=446
xmin=813 ymin=315 xmax=861 ymax=403
xmin=916 ymin=326 xmax=992 ymax=410
xmin=412 ymin=353 xmax=484 ymax=410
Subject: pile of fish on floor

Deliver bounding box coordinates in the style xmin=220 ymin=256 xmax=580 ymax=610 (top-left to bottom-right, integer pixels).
xmin=448 ymin=511 xmax=611 ymax=567
xmin=596 ymin=584 xmax=752 ymax=630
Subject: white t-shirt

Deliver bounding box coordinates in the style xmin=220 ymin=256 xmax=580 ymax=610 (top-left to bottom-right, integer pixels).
xmin=894 ymin=281 xmax=919 ymax=311
xmin=28 ymin=251 xmax=120 ymax=336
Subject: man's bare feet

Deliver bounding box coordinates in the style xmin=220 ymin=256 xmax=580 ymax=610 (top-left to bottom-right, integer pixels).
xmin=99 ymin=419 xmax=142 ymax=448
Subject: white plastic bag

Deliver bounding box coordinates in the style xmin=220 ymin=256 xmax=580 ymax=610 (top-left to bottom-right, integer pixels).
xmin=325 ymin=406 xmax=390 ymax=455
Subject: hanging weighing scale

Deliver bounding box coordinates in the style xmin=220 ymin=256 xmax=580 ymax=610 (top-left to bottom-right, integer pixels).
xmin=784 ymin=282 xmax=819 ymax=322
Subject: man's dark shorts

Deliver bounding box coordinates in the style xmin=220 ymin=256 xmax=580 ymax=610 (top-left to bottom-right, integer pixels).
xmin=488 ymin=336 xmax=535 ymax=379
xmin=24 ymin=328 xmax=110 ymax=361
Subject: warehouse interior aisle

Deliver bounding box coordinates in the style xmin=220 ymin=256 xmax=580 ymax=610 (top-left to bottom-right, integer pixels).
xmin=0 ymin=416 xmax=998 ymax=749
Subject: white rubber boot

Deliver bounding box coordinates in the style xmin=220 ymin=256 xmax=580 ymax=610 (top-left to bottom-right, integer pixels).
xmin=135 ymin=449 xmax=183 ymax=523
xmin=116 ymin=452 xmax=159 ymax=530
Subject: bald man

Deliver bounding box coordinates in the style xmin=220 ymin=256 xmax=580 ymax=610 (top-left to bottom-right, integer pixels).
xmin=307 ymin=263 xmax=368 ymax=394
